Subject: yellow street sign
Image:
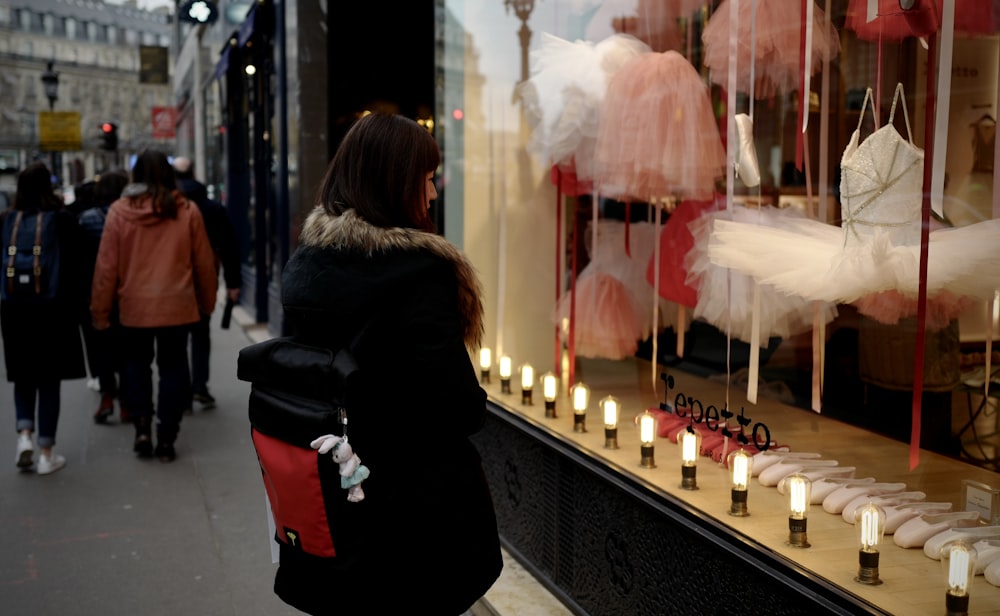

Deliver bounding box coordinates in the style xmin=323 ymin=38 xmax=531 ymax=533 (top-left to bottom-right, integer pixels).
xmin=39 ymin=111 xmax=82 ymax=151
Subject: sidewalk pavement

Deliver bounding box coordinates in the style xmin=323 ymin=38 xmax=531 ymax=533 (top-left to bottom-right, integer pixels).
xmin=0 ymin=306 xmax=300 ymax=615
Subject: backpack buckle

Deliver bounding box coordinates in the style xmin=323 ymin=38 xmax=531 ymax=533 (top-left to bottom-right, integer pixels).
xmin=7 ymin=246 xmax=15 ymax=256
xmin=5 ymin=267 xmax=12 ymax=278
xmin=32 ymin=246 xmax=41 ymax=256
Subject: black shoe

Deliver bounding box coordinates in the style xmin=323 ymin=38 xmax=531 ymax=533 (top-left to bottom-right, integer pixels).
xmin=192 ymin=391 xmax=216 ymax=410
xmin=93 ymin=394 xmax=114 ymax=424
xmin=154 ymin=442 xmax=176 ymax=463
xmin=133 ymin=417 xmax=153 ymax=458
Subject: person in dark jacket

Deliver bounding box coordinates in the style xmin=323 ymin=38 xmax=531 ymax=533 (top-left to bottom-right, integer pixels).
xmin=172 ymin=157 xmax=241 ymax=410
xmin=3 ymin=161 xmax=87 ymax=474
xmin=275 ymin=112 xmax=502 ymax=614
xmin=78 ymin=170 xmax=129 ymax=423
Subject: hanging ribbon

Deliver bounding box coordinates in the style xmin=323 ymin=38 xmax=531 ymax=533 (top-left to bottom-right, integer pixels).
xmin=818 ymin=0 xmax=831 ymax=225
xmin=930 ymin=1 xmax=955 ymax=218
xmin=651 ymin=195 xmax=661 ymax=390
xmin=745 ymin=0 xmax=760 ymax=405
xmin=568 ymin=195 xmax=579 ymax=391
xmin=795 ymin=0 xmax=806 ymax=170
xmin=912 ymin=31 xmax=939 ymax=472
xmin=555 ymin=167 xmax=563 ymax=379
xmin=496 ymin=110 xmax=507 ymax=359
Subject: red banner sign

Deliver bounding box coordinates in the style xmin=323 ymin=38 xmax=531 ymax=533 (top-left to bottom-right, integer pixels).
xmin=151 ymin=106 xmax=177 ymax=139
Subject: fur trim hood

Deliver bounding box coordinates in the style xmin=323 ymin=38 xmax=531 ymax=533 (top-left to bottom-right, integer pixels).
xmin=299 ymin=206 xmax=484 ymax=348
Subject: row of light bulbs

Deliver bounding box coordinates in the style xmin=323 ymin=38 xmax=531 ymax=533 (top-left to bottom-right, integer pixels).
xmin=478 ymin=347 xmax=980 ymax=614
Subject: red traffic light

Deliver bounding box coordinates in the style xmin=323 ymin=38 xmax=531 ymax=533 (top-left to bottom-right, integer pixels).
xmin=101 ymin=122 xmax=115 ymax=134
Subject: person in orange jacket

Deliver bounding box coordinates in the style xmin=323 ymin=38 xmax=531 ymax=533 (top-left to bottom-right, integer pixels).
xmin=91 ymin=150 xmax=217 ymax=463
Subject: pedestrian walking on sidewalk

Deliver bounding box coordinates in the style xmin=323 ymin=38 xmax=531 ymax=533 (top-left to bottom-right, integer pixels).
xmin=172 ymin=156 xmax=241 ymax=411
xmin=78 ymin=169 xmax=129 ymax=424
xmin=91 ymin=150 xmax=217 ymax=463
xmin=272 ymin=113 xmax=502 ymax=614
xmin=3 ymin=161 xmax=88 ymax=475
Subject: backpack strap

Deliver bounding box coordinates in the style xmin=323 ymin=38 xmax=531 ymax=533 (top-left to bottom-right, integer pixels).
xmin=32 ymin=212 xmax=44 ymax=294
xmin=5 ymin=210 xmax=23 ymax=297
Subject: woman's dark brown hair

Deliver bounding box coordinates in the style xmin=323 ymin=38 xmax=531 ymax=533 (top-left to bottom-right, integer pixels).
xmin=129 ymin=150 xmax=179 ymax=219
xmin=94 ymin=170 xmax=129 ymax=207
xmin=315 ymin=113 xmax=440 ymax=232
xmin=14 ymin=162 xmax=62 ymax=212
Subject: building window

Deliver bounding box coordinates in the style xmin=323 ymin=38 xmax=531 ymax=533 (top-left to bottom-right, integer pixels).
xmin=65 ymin=17 xmax=77 ymax=39
xmin=30 ymin=10 xmax=43 ymax=33
xmin=96 ymin=24 xmax=108 ymax=43
xmin=53 ymin=16 xmax=66 ymax=37
xmin=43 ymin=13 xmax=54 ymax=35
xmin=125 ymin=28 xmax=138 ymax=45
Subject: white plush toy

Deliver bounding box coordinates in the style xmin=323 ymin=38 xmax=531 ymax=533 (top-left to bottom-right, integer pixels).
xmin=310 ymin=434 xmax=370 ymax=502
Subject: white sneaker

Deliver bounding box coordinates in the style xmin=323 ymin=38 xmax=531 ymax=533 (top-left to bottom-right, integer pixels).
xmin=15 ymin=434 xmax=33 ymax=469
xmin=36 ymin=453 xmax=66 ymax=475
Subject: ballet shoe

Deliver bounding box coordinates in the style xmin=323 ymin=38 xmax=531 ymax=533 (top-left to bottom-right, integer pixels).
xmin=986 ymin=554 xmax=1000 ymax=586
xmin=822 ymin=482 xmax=908 ymax=514
xmin=809 ymin=477 xmax=877 ymax=505
xmin=923 ymin=526 xmax=1000 ymax=560
xmin=840 ymin=492 xmax=926 ymax=524
xmin=893 ymin=511 xmax=981 ymax=549
xmin=883 ymin=502 xmax=954 ymax=535
xmin=758 ymin=458 xmax=840 ymax=488
xmin=977 ymin=541 xmax=1000 ymax=577
xmin=734 ymin=113 xmax=761 ymax=187
xmin=750 ymin=450 xmax=820 ymax=477
xmin=777 ymin=466 xmax=856 ymax=495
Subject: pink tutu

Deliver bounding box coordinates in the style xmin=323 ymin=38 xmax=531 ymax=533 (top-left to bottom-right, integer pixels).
xmin=594 ymin=51 xmax=725 ymax=202
xmin=553 ymin=272 xmax=646 ymax=360
xmin=846 ymin=0 xmax=999 ymax=41
xmin=853 ymin=289 xmax=975 ymax=330
xmin=702 ymin=0 xmax=841 ymax=97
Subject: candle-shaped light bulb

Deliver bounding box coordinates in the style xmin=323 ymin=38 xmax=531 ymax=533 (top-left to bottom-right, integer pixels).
xmin=638 ymin=410 xmax=656 ymax=468
xmin=786 ymin=472 xmax=812 ymax=548
xmin=571 ymin=382 xmax=589 ymax=433
xmin=520 ymin=363 xmax=534 ymax=405
xmin=943 ymin=541 xmax=976 ymax=616
xmin=679 ymin=428 xmax=701 ymax=490
xmin=479 ymin=348 xmax=492 ymax=384
xmin=854 ymin=502 xmax=885 ymax=585
xmin=499 ymin=355 xmax=512 ymax=394
xmin=727 ymin=449 xmax=753 ymax=517
xmin=541 ymin=372 xmax=558 ymax=417
xmin=600 ymin=395 xmax=619 ymax=449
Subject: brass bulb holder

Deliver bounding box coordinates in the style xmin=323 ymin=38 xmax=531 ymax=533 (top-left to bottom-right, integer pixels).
xmin=500 ymin=378 xmax=512 ymax=394
xmin=544 ymin=399 xmax=557 ymax=418
xmin=729 ymin=488 xmax=749 ymax=517
xmin=521 ymin=388 xmax=533 ymax=406
xmin=855 ymin=550 xmax=882 ymax=586
xmin=573 ymin=413 xmax=586 ymax=433
xmin=787 ymin=516 xmax=810 ymax=548
xmin=680 ymin=464 xmax=698 ymax=490
xmin=946 ymin=591 xmax=970 ymax=616
xmin=480 ymin=369 xmax=490 ymax=385
xmin=640 ymin=443 xmax=656 ymax=468
xmin=604 ymin=426 xmax=619 ymax=449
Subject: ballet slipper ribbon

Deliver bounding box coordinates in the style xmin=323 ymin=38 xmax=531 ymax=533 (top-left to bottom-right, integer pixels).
xmin=801 ymin=0 xmax=813 ymax=136
xmin=569 ymin=195 xmax=579 ymax=390
xmin=930 ymin=0 xmax=955 ymax=218
xmin=912 ymin=32 xmax=939 ymax=472
xmin=651 ymin=195 xmax=661 ymax=390
xmin=555 ymin=167 xmax=563 ymax=379
xmin=795 ymin=0 xmax=806 ymax=171
xmin=803 ymin=129 xmax=822 ymax=413
xmin=746 ymin=283 xmax=760 ymax=404
xmin=818 ymin=0 xmax=831 ymax=224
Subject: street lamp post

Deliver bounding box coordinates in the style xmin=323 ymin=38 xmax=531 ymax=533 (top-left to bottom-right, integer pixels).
xmin=40 ymin=62 xmax=59 ymax=184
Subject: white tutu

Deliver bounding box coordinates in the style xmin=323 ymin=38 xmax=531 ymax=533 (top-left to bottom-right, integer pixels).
xmin=687 ymin=205 xmax=838 ymax=345
xmin=519 ymin=33 xmax=650 ymax=181
xmin=707 ymin=85 xmax=1000 ymax=324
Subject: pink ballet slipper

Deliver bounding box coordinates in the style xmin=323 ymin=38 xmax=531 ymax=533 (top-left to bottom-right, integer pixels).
xmin=974 ymin=540 xmax=1000 ymax=575
xmin=777 ymin=466 xmax=857 ymax=495
xmin=810 ymin=477 xmax=878 ymax=506
xmin=758 ymin=459 xmax=840 ymax=488
xmin=883 ymin=502 xmax=954 ymax=535
xmin=893 ymin=511 xmax=981 ymax=549
xmin=840 ymin=492 xmax=927 ymax=524
xmin=823 ymin=482 xmax=908 ymax=515
xmin=923 ymin=526 xmax=1000 ymax=560
xmin=750 ymin=450 xmax=820 ymax=477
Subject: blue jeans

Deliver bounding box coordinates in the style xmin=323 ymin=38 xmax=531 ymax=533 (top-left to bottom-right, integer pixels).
xmin=14 ymin=380 xmax=60 ymax=449
xmin=121 ymin=325 xmax=191 ymax=442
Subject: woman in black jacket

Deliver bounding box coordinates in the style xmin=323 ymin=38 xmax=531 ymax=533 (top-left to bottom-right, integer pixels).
xmin=276 ymin=113 xmax=502 ymax=614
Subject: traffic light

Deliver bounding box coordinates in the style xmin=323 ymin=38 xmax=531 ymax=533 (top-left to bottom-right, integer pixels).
xmin=100 ymin=122 xmax=118 ymax=151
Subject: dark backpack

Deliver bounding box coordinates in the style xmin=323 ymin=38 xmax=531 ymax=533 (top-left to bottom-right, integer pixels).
xmin=236 ymin=333 xmax=367 ymax=559
xmin=1 ymin=209 xmax=60 ymax=302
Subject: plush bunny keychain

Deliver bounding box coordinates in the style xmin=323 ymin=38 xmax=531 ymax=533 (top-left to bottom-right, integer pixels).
xmin=311 ymin=434 xmax=370 ymax=502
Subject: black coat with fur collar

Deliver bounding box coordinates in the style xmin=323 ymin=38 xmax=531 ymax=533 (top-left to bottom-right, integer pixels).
xmin=276 ymin=207 xmax=502 ymax=615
